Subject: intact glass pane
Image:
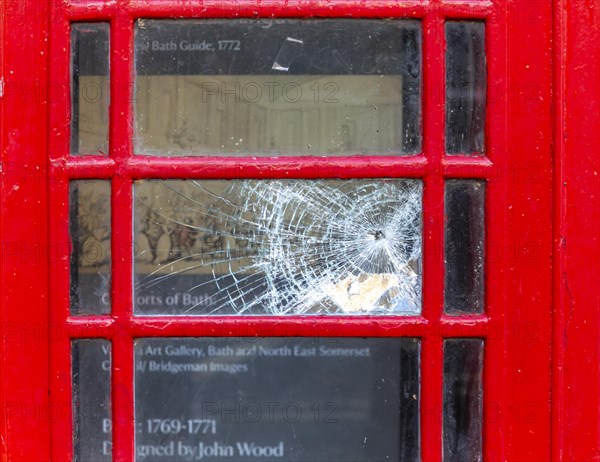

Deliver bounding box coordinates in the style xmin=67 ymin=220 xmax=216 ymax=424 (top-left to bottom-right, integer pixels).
xmin=445 ymin=22 xmax=486 ymax=155
xmin=72 ymin=339 xmax=112 ymax=462
xmin=71 ymin=23 xmax=110 ymax=155
xmin=134 ymin=337 xmax=420 ymax=462
xmin=133 ymin=179 xmax=422 ymax=316
xmin=70 ymin=180 xmax=111 ymax=315
xmin=134 ymin=19 xmax=422 ymax=156
xmin=444 ymin=180 xmax=485 ymax=314
xmin=443 ymin=339 xmax=484 ymax=462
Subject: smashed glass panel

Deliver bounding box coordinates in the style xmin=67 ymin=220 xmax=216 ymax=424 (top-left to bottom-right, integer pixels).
xmin=134 ymin=180 xmax=422 ymax=316
xmin=134 ymin=19 xmax=422 ymax=156
xmin=134 ymin=337 xmax=420 ymax=462
xmin=72 ymin=339 xmax=112 ymax=462
xmin=71 ymin=23 xmax=110 ymax=155
xmin=445 ymin=22 xmax=486 ymax=155
xmin=443 ymin=339 xmax=484 ymax=462
xmin=444 ymin=180 xmax=485 ymax=314
xmin=70 ymin=180 xmax=111 ymax=315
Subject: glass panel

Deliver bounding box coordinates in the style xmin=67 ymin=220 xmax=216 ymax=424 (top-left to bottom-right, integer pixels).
xmin=70 ymin=180 xmax=111 ymax=315
xmin=443 ymin=339 xmax=484 ymax=462
xmin=445 ymin=22 xmax=486 ymax=155
xmin=134 ymin=19 xmax=421 ymax=156
xmin=71 ymin=23 xmax=110 ymax=155
xmin=134 ymin=179 xmax=422 ymax=316
xmin=135 ymin=337 xmax=420 ymax=462
xmin=444 ymin=180 xmax=485 ymax=314
xmin=72 ymin=339 xmax=112 ymax=462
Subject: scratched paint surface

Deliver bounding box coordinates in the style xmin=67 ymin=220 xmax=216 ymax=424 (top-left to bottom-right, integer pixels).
xmin=134 ymin=180 xmax=422 ymax=315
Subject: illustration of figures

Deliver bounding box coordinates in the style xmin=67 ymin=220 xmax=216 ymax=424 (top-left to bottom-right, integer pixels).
xmin=77 ymin=188 xmax=111 ymax=268
xmin=171 ymin=217 xmax=198 ymax=259
xmin=154 ymin=223 xmax=173 ymax=264
xmin=135 ymin=208 xmax=166 ymax=264
xmin=201 ymin=217 xmax=225 ymax=252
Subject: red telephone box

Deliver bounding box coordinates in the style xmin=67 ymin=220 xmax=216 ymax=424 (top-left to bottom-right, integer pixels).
xmin=1 ymin=1 xmax=599 ymax=461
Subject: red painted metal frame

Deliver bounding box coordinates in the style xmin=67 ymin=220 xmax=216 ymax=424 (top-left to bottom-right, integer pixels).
xmin=1 ymin=1 xmax=53 ymax=461
xmin=552 ymin=0 xmax=600 ymax=460
xmin=0 ymin=0 xmax=561 ymax=461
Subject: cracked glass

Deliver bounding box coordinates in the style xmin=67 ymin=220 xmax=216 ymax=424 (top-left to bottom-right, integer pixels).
xmin=133 ymin=179 xmax=422 ymax=316
xmin=133 ymin=19 xmax=422 ymax=156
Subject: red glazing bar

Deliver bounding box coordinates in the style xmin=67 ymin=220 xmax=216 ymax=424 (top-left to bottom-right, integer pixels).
xmin=111 ymin=175 xmax=136 ymax=462
xmin=129 ymin=316 xmax=489 ymax=339
xmin=66 ymin=317 xmax=116 ymax=337
xmin=60 ymin=158 xmax=117 ymax=179
xmin=110 ymin=8 xmax=136 ymax=462
xmin=125 ymin=156 xmax=430 ymax=179
xmin=128 ymin=316 xmax=431 ymax=338
xmin=439 ymin=2 xmax=495 ymax=20
xmin=110 ymin=174 xmax=136 ymax=440
xmin=65 ymin=0 xmax=498 ymax=20
xmin=112 ymin=332 xmax=135 ymax=462
xmin=421 ymin=3 xmax=445 ymax=460
xmin=481 ymin=2 xmax=508 ymax=458
xmin=64 ymin=315 xmax=490 ymax=339
xmin=66 ymin=3 xmax=116 ymax=22
xmin=124 ymin=0 xmax=429 ymax=19
xmin=62 ymin=156 xmax=498 ymax=181
xmin=110 ymin=16 xmax=134 ymax=163
xmin=441 ymin=156 xmax=494 ymax=179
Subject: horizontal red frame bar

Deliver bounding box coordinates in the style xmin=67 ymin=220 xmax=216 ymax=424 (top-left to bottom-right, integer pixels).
xmin=56 ymin=155 xmax=495 ymax=179
xmin=65 ymin=1 xmax=496 ymax=21
xmin=64 ymin=315 xmax=491 ymax=338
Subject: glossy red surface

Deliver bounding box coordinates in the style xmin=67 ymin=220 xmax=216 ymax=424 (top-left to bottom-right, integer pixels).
xmin=552 ymin=1 xmax=600 ymax=460
xmin=0 ymin=1 xmax=596 ymax=461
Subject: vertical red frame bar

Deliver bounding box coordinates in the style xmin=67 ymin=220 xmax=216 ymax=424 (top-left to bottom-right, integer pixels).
xmin=505 ymin=0 xmax=553 ymax=460
xmin=421 ymin=1 xmax=445 ymax=460
xmin=479 ymin=2 xmax=508 ymax=460
xmin=48 ymin=2 xmax=75 ymax=460
xmin=110 ymin=6 xmax=136 ymax=461
xmin=0 ymin=0 xmax=51 ymax=460
xmin=553 ymin=0 xmax=600 ymax=459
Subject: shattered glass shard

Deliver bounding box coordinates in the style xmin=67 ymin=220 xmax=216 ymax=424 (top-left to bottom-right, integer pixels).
xmin=134 ymin=179 xmax=422 ymax=316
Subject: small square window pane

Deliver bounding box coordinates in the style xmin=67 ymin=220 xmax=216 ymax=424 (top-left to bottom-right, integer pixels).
xmin=443 ymin=339 xmax=484 ymax=462
xmin=71 ymin=23 xmax=110 ymax=155
xmin=444 ymin=180 xmax=485 ymax=314
xmin=446 ymin=22 xmax=486 ymax=155
xmin=70 ymin=180 xmax=111 ymax=315
xmin=72 ymin=339 xmax=112 ymax=461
